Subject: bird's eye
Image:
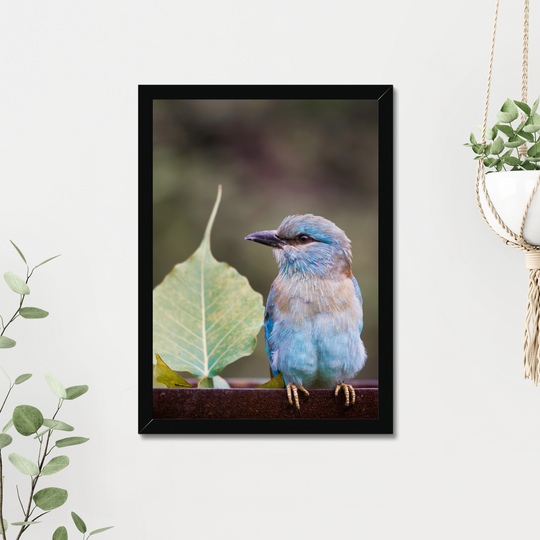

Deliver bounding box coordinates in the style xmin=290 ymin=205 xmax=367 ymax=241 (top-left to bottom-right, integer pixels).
xmin=298 ymin=235 xmax=311 ymax=243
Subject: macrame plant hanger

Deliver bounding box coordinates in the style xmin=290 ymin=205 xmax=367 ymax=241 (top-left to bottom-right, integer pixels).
xmin=476 ymin=0 xmax=540 ymax=385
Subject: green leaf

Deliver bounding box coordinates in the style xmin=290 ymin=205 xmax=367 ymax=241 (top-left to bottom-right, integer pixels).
xmin=10 ymin=241 xmax=27 ymax=265
xmin=43 ymin=419 xmax=74 ymax=432
xmin=198 ymin=377 xmax=214 ymax=388
xmin=45 ymin=372 xmax=66 ymax=399
xmin=2 ymin=419 xmax=13 ymax=433
xmin=12 ymin=405 xmax=44 ymax=436
xmin=213 ymin=375 xmax=230 ymax=388
xmin=514 ymin=100 xmax=531 ymax=116
xmin=485 ymin=127 xmax=495 ymax=140
xmin=531 ymin=96 xmax=539 ymax=116
xmin=64 ymin=385 xmax=89 ymax=400
xmin=2 ymin=519 xmax=6 ymax=531
xmin=528 ymin=142 xmax=540 ymax=157
xmin=33 ymin=254 xmax=61 ymax=270
xmin=41 ymin=455 xmax=69 ymax=476
xmin=527 ymin=113 xmax=540 ymax=125
xmin=15 ymin=374 xmax=32 ymax=385
xmin=33 ymin=487 xmax=68 ymax=511
xmin=502 ymin=156 xmax=521 ymax=166
xmin=0 ymin=434 xmax=12 ymax=449
xmin=88 ymin=527 xmax=114 ymax=537
xmin=472 ymin=143 xmax=484 ymax=154
xmin=470 ymin=132 xmax=478 ymax=145
xmin=496 ymin=124 xmax=514 ymax=137
xmin=256 ymin=372 xmax=286 ymax=389
xmin=71 ymin=511 xmax=87 ymax=533
xmin=504 ymin=136 xmax=525 ymax=148
xmin=11 ymin=521 xmax=41 ymax=526
xmin=524 ymin=157 xmax=540 ymax=162
xmin=0 ymin=336 xmax=16 ymax=349
xmin=522 ymin=124 xmax=540 ymax=133
xmin=153 ymin=186 xmax=264 ymax=378
xmin=518 ymin=130 xmax=534 ymax=142
xmin=56 ymin=437 xmax=89 ymax=448
xmin=19 ymin=307 xmax=49 ymax=319
xmin=8 ymin=453 xmax=39 ymax=476
xmin=35 ymin=419 xmax=74 ymax=439
xmin=491 ymin=136 xmax=504 ymax=155
xmin=497 ymin=98 xmax=519 ymax=123
xmin=52 ymin=526 xmax=68 ymax=540
xmin=3 ymin=272 xmax=30 ymax=295
xmin=153 ymin=354 xmax=193 ymax=388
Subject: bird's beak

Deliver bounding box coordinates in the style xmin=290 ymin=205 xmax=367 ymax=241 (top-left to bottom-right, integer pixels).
xmin=244 ymin=230 xmax=285 ymax=249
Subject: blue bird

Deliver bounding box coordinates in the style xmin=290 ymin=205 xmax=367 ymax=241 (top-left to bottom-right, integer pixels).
xmin=245 ymin=214 xmax=367 ymax=410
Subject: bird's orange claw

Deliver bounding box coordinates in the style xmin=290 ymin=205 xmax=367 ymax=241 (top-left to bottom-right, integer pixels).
xmin=286 ymin=383 xmax=309 ymax=411
xmin=335 ymin=382 xmax=356 ymax=407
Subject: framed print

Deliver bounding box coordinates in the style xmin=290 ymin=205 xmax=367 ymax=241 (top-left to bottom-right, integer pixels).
xmin=140 ymin=86 xmax=393 ymax=434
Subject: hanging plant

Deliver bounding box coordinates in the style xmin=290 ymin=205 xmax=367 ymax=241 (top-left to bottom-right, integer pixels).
xmin=472 ymin=0 xmax=540 ymax=386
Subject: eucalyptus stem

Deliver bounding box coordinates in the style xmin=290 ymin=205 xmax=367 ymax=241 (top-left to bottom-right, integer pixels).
xmin=0 ymin=385 xmax=14 ymax=416
xmin=0 ymin=451 xmax=6 ymax=540
xmin=15 ymin=401 xmax=62 ymax=540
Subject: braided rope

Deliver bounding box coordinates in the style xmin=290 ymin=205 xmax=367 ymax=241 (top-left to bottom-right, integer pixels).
xmin=519 ymin=0 xmax=530 ymax=158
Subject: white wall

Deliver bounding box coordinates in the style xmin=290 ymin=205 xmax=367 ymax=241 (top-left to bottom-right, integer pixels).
xmin=1 ymin=1 xmax=539 ymax=539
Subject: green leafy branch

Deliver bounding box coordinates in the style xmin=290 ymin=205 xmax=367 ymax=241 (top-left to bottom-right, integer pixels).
xmin=0 ymin=241 xmax=60 ymax=349
xmin=465 ymin=96 xmax=540 ymax=173
xmin=0 ymin=242 xmax=113 ymax=539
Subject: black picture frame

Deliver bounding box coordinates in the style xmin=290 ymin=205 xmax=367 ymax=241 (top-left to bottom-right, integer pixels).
xmin=140 ymin=86 xmax=393 ymax=435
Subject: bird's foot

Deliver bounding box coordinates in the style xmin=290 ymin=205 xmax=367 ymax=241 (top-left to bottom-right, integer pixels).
xmin=334 ymin=382 xmax=356 ymax=408
xmin=286 ymin=383 xmax=309 ymax=411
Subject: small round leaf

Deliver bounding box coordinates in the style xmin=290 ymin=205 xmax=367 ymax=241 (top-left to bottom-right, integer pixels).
xmin=64 ymin=385 xmax=89 ymax=400
xmin=45 ymin=372 xmax=67 ymax=399
xmin=41 ymin=455 xmax=69 ymax=476
xmin=53 ymin=526 xmax=68 ymax=540
xmin=8 ymin=453 xmax=39 ymax=476
xmin=0 ymin=336 xmax=16 ymax=349
xmin=56 ymin=437 xmax=89 ymax=448
xmin=71 ymin=511 xmax=87 ymax=533
xmin=14 ymin=374 xmax=32 ymax=385
xmin=33 ymin=487 xmax=68 ymax=511
xmin=0 ymin=434 xmax=12 ymax=449
xmin=12 ymin=405 xmax=44 ymax=436
xmin=3 ymin=272 xmax=30 ymax=295
xmin=19 ymin=307 xmax=49 ymax=319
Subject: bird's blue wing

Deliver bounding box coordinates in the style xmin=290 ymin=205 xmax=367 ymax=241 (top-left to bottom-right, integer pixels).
xmin=264 ymin=283 xmax=279 ymax=377
xmin=351 ymin=276 xmax=364 ymax=335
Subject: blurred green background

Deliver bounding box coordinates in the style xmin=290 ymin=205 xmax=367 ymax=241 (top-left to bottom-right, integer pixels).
xmin=153 ymin=99 xmax=378 ymax=381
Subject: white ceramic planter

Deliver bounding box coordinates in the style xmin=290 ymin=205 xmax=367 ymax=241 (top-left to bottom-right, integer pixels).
xmin=480 ymin=170 xmax=540 ymax=246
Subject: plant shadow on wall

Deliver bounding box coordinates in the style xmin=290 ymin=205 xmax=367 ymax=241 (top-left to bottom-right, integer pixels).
xmin=0 ymin=242 xmax=113 ymax=540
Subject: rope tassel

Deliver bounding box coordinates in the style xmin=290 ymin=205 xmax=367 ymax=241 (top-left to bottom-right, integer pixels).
xmin=524 ymin=253 xmax=540 ymax=385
